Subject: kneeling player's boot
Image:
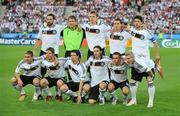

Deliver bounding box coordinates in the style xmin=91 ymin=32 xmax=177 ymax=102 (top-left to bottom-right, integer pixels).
xmin=55 ymin=95 xmax=64 ymax=102
xmin=19 ymin=94 xmax=27 ymax=101
xmin=99 ymin=97 xmax=105 ymax=105
xmin=38 ymin=94 xmax=43 ymax=100
xmin=126 ymin=99 xmax=137 ymax=106
xmin=45 ymin=95 xmax=53 ymax=102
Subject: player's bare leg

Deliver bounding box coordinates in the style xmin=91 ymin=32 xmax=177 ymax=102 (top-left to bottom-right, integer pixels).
xmin=122 ymin=86 xmax=129 ymax=105
xmin=40 ymin=79 xmax=52 ymax=102
xmin=56 ymin=80 xmax=64 ymax=102
xmin=10 ymin=77 xmax=26 ymax=101
xmin=108 ymin=83 xmax=117 ymax=105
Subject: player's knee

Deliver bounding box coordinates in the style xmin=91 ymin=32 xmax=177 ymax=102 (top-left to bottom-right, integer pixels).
xmin=108 ymin=83 xmax=115 ymax=92
xmin=147 ymin=76 xmax=153 ymax=82
xmin=57 ymin=80 xmax=64 ymax=88
xmin=33 ymin=78 xmax=40 ymax=86
xmin=88 ymin=99 xmax=96 ymax=104
xmin=40 ymin=79 xmax=48 ymax=87
xmin=122 ymin=87 xmax=129 ymax=94
xmin=99 ymin=82 xmax=107 ymax=90
xmin=83 ymin=84 xmax=90 ymax=92
xmin=10 ymin=77 xmax=17 ymax=85
xmin=60 ymin=85 xmax=68 ymax=92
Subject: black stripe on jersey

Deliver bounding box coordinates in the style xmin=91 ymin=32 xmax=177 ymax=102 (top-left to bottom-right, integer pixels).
xmin=110 ymin=34 xmax=124 ymax=40
xmin=48 ymin=66 xmax=60 ymax=70
xmin=23 ymin=66 xmax=39 ymax=71
xmin=114 ymin=70 xmax=125 ymax=74
xmin=131 ymin=31 xmax=145 ymax=40
xmin=68 ymin=65 xmax=79 ymax=75
xmin=86 ymin=27 xmax=100 ymax=34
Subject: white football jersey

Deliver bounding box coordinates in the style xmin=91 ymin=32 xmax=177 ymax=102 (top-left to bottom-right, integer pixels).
xmin=108 ymin=60 xmax=129 ymax=83
xmin=64 ymin=60 xmax=89 ymax=82
xmin=41 ymin=58 xmax=67 ymax=78
xmin=15 ymin=57 xmax=43 ymax=77
xmin=130 ymin=58 xmax=155 ymax=73
xmin=81 ymin=21 xmax=110 ymax=51
xmin=85 ymin=56 xmax=111 ymax=87
xmin=37 ymin=24 xmax=64 ymax=54
xmin=108 ymin=30 xmax=131 ymax=54
xmin=130 ymin=27 xmax=156 ymax=60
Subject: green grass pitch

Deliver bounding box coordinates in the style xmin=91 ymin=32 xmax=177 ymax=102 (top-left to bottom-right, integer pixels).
xmin=0 ymin=45 xmax=180 ymax=116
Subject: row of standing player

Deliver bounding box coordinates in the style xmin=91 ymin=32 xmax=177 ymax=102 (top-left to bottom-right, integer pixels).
xmin=11 ymin=11 xmax=160 ymax=108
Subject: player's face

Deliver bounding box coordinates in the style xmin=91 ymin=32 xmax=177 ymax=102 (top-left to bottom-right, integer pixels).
xmin=71 ymin=52 xmax=79 ymax=62
xmin=133 ymin=19 xmax=142 ymax=28
xmin=46 ymin=16 xmax=54 ymax=26
xmin=68 ymin=18 xmax=77 ymax=28
xmin=112 ymin=55 xmax=120 ymax=65
xmin=93 ymin=48 xmax=101 ymax=59
xmin=46 ymin=50 xmax=54 ymax=60
xmin=125 ymin=55 xmax=134 ymax=64
xmin=113 ymin=21 xmax=121 ymax=30
xmin=24 ymin=54 xmax=33 ymax=63
xmin=89 ymin=13 xmax=98 ymax=24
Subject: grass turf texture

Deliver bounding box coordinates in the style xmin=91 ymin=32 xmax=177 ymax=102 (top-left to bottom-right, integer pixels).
xmin=0 ymin=45 xmax=180 ymax=116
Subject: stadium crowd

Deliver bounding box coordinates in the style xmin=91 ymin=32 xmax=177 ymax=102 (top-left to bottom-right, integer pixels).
xmin=0 ymin=0 xmax=179 ymax=34
xmin=0 ymin=0 xmax=65 ymax=33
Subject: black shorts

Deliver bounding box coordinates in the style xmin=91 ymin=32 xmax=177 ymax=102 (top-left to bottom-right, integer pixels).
xmin=131 ymin=67 xmax=155 ymax=82
xmin=110 ymin=80 xmax=129 ymax=90
xmin=88 ymin=81 xmax=109 ymax=100
xmin=66 ymin=81 xmax=90 ymax=92
xmin=46 ymin=76 xmax=65 ymax=88
xmin=20 ymin=75 xmax=39 ymax=87
xmin=66 ymin=82 xmax=80 ymax=92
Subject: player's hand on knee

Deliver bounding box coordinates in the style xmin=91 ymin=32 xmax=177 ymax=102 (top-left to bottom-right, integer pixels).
xmin=17 ymin=79 xmax=23 ymax=87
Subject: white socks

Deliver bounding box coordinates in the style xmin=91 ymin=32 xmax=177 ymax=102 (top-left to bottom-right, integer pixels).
xmin=99 ymin=88 xmax=106 ymax=99
xmin=129 ymin=82 xmax=138 ymax=101
xmin=148 ymin=81 xmax=155 ymax=105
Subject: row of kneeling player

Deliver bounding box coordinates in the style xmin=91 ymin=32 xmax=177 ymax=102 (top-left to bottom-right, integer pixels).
xmin=11 ymin=45 xmax=155 ymax=107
